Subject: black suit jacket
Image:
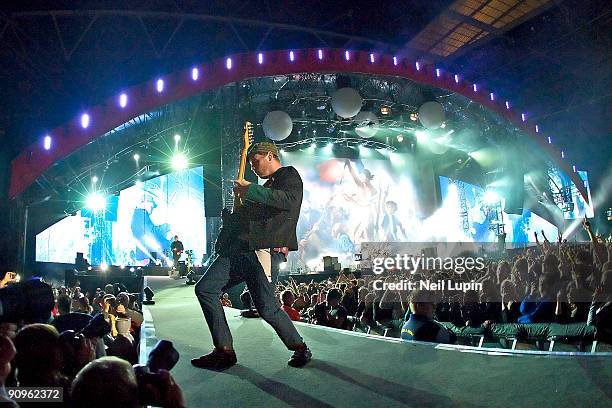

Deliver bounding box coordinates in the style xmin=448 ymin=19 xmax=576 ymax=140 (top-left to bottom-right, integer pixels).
xmin=240 ymin=166 xmax=303 ymax=250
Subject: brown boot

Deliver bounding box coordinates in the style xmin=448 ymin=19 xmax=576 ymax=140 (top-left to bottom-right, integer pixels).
xmin=191 ymin=347 xmax=237 ymax=370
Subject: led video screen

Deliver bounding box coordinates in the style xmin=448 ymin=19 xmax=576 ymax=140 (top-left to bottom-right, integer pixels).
xmin=548 ymin=169 xmax=594 ymax=219
xmin=36 ymin=167 xmax=206 ymax=266
xmin=438 ymin=176 xmax=557 ymax=243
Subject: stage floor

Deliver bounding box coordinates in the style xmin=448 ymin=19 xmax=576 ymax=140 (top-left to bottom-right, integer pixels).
xmin=142 ymin=276 xmax=611 ymax=408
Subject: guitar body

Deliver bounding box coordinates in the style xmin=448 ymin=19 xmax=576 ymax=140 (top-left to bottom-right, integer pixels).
xmin=214 ymin=122 xmax=254 ymax=256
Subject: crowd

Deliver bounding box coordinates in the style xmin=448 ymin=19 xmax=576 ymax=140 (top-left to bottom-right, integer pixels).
xmin=273 ymin=221 xmax=611 ymax=347
xmin=0 ymin=276 xmax=186 ymax=407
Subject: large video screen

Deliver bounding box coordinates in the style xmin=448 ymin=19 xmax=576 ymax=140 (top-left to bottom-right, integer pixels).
xmin=287 ymin=152 xmax=420 ymax=270
xmin=36 ymin=167 xmax=206 ymax=266
xmin=548 ymin=169 xmax=594 ymax=219
xmin=438 ymin=176 xmax=557 ymax=243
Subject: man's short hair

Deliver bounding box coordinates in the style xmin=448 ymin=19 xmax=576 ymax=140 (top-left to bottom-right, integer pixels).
xmin=57 ymin=294 xmax=71 ymax=314
xmin=326 ymin=288 xmax=342 ymax=302
xmin=71 ymin=356 xmax=139 ymax=408
xmin=281 ymin=290 xmax=294 ymax=305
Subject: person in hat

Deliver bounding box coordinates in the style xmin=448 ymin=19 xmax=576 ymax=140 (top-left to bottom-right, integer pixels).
xmin=192 ymin=142 xmax=312 ymax=370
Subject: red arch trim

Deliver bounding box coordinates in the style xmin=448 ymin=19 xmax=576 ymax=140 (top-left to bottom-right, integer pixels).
xmin=9 ymin=48 xmax=587 ymax=201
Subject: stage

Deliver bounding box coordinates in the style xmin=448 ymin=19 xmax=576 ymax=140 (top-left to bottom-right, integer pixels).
xmin=141 ymin=277 xmax=611 ymax=408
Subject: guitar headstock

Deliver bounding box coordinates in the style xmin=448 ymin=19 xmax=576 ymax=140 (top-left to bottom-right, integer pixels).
xmin=242 ymin=121 xmax=254 ymax=158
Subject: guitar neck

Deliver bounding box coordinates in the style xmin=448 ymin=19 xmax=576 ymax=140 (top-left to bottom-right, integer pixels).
xmin=233 ymin=121 xmax=253 ymax=210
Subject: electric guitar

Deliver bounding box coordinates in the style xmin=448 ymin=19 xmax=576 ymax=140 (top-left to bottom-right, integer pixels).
xmin=215 ymin=122 xmax=254 ymax=255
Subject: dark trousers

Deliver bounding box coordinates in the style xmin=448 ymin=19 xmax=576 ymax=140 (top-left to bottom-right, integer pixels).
xmin=194 ymin=251 xmax=303 ymax=350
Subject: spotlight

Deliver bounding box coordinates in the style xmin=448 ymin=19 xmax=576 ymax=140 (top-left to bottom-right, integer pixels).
xmin=81 ymin=113 xmax=90 ymax=129
xmin=43 ymin=135 xmax=52 ymax=150
xmin=393 ymin=56 xmax=398 ymax=66
xmin=317 ymin=49 xmax=323 ymax=60
xmin=410 ymin=112 xmax=418 ymax=121
xmin=129 ymin=267 xmax=135 ymax=272
xmin=133 ymin=153 xmax=140 ymax=161
xmin=86 ymin=193 xmax=106 ymax=212
xmin=369 ymin=53 xmax=375 ymax=63
xmin=258 ymin=52 xmax=263 ymax=64
xmin=440 ymin=122 xmax=446 ymax=128
xmin=380 ymin=105 xmax=391 ymax=115
xmin=119 ymin=93 xmax=128 ymax=108
xmin=174 ymin=134 xmax=181 ymax=143
xmin=191 ymin=67 xmax=199 ymax=81
xmin=172 ymin=153 xmax=188 ymax=170
xmin=289 ymin=51 xmax=295 ymax=61
xmin=396 ymin=134 xmax=404 ymax=142
xmin=156 ymin=79 xmax=164 ymax=93
xmin=143 ymin=286 xmax=155 ymax=305
xmin=92 ymin=176 xmax=98 ymax=183
xmin=100 ymin=262 xmax=108 ymax=272
xmin=226 ymin=57 xmax=232 ymax=70
xmin=344 ymin=50 xmax=350 ymax=61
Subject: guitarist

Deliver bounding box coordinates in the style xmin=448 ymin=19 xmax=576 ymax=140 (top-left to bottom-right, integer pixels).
xmin=170 ymin=235 xmax=184 ymax=268
xmin=192 ymin=142 xmax=312 ymax=370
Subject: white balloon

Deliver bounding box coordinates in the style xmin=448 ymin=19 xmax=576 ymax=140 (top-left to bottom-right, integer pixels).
xmin=418 ymin=101 xmax=445 ymax=129
xmin=354 ymin=111 xmax=379 ymax=138
xmin=331 ymin=87 xmax=362 ymax=118
xmin=429 ymin=141 xmax=449 ymax=155
xmin=262 ymin=110 xmax=293 ymax=141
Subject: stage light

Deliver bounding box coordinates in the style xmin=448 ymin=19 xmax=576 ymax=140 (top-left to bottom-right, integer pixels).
xmin=43 ymin=135 xmax=52 ymax=150
xmin=454 ymin=74 xmax=459 ymax=83
xmin=279 ymin=262 xmax=287 ymax=270
xmin=226 ymin=58 xmax=232 ymax=69
xmin=393 ymin=56 xmax=398 ymax=66
xmin=561 ymin=150 xmax=565 ymax=158
xmin=572 ymin=165 xmax=577 ymax=172
xmin=521 ymin=113 xmax=527 ymax=122
xmin=172 ymin=153 xmax=188 ymax=170
xmin=380 ymin=105 xmax=391 ymax=115
xmin=81 ymin=113 xmax=90 ymax=128
xmin=435 ymin=68 xmax=441 ymax=78
xmin=396 ymin=134 xmax=404 ymax=142
xmin=472 ymin=83 xmax=478 ymax=92
xmin=440 ymin=122 xmax=446 ymax=128
xmin=92 ymin=176 xmax=98 ymax=183
xmin=505 ymin=101 xmax=511 ymax=109
xmin=119 ymin=93 xmax=128 ymax=108
xmin=129 ymin=267 xmax=135 ymax=272
xmin=410 ymin=112 xmax=418 ymax=121
xmin=318 ymin=49 xmax=323 ymax=60
xmin=86 ymin=193 xmax=106 ymax=212
xmin=100 ymin=262 xmax=108 ymax=272
xmin=535 ymin=125 xmax=539 ymax=133
xmin=489 ymin=92 xmax=495 ymax=101
xmin=415 ymin=61 xmax=420 ymax=71
xmin=119 ymin=264 xmax=125 ymax=269
xmin=87 ymin=266 xmax=93 ymax=271
xmin=258 ymin=52 xmax=263 ymax=64
xmin=345 ymin=50 xmax=350 ymax=61
xmin=484 ymin=191 xmax=500 ymax=205
xmin=370 ymin=53 xmax=375 ymax=63
xmin=191 ymin=67 xmax=199 ymax=81
xmin=133 ymin=153 xmax=140 ymax=161
xmin=174 ymin=134 xmax=181 ymax=143
xmin=156 ymin=79 xmax=164 ymax=93
xmin=548 ymin=136 xmax=552 ymax=144
xmin=143 ymin=286 xmax=155 ymax=305
xmin=289 ymin=51 xmax=295 ymax=61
